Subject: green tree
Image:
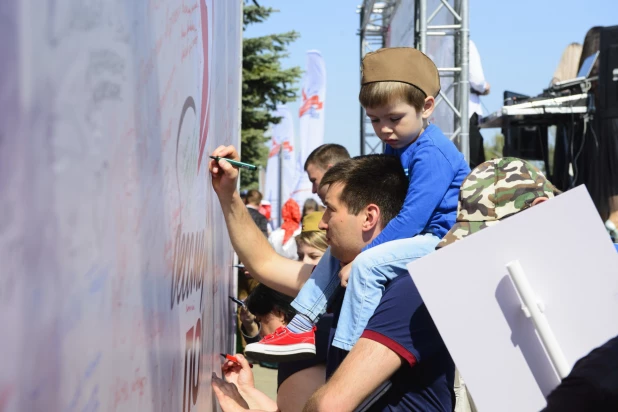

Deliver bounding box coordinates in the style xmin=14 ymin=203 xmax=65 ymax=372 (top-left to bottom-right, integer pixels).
xmin=240 ymin=3 xmax=302 ymax=189
xmin=483 ymin=132 xmax=556 ymax=176
xmin=484 ymin=133 xmax=505 ymax=161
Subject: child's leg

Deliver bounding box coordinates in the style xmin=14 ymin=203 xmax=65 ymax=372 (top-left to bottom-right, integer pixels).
xmin=290 ymin=246 xmax=342 ymax=322
xmin=332 ymin=234 xmax=440 ymax=351
xmin=244 ymin=247 xmax=342 ymax=361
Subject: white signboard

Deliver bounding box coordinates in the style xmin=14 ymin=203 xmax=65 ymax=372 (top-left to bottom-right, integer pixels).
xmin=408 ymin=186 xmax=618 ymax=412
xmin=0 ymin=0 xmax=241 ymax=411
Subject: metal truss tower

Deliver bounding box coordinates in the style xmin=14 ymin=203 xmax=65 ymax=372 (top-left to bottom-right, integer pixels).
xmin=358 ymin=0 xmax=470 ymax=162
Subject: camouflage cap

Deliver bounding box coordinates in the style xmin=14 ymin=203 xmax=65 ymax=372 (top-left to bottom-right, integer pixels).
xmin=437 ymin=158 xmax=561 ymax=249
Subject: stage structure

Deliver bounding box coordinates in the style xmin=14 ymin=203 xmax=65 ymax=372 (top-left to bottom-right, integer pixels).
xmin=358 ymin=0 xmax=470 ymax=162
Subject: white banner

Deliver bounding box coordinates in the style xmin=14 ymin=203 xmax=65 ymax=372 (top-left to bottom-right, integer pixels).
xmin=387 ymin=0 xmax=456 ymax=140
xmin=292 ymin=50 xmax=326 ymax=206
xmin=387 ymin=0 xmax=415 ymax=47
xmin=0 ymin=0 xmax=241 ymax=411
xmin=264 ymin=106 xmax=297 ymax=228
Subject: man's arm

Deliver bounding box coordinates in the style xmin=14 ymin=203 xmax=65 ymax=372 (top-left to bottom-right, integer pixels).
xmin=303 ymin=338 xmax=402 ymax=412
xmin=469 ymin=40 xmax=489 ymax=95
xmin=210 ymin=145 xmax=313 ymax=296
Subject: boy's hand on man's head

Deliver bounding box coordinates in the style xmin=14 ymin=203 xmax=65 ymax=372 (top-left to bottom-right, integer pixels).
xmin=339 ymin=261 xmax=352 ymax=287
xmin=209 ymin=145 xmax=240 ymax=200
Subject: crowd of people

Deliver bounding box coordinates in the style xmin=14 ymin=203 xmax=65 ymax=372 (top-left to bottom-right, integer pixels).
xmin=209 ymin=46 xmax=618 ymax=412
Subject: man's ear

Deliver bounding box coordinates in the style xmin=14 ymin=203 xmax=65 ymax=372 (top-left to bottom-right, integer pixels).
xmin=422 ymin=96 xmax=435 ymax=119
xmin=532 ymin=196 xmax=549 ymax=206
xmin=363 ymin=204 xmax=381 ymax=232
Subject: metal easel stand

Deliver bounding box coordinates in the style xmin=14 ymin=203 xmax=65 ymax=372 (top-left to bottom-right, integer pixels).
xmin=505 ymin=260 xmax=570 ymax=379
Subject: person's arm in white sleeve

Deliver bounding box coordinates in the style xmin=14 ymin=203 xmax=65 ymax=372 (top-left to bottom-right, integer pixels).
xmin=469 ymin=40 xmax=489 ymax=95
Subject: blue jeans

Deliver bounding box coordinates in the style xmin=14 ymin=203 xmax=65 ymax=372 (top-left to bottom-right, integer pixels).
xmin=291 ymin=234 xmax=440 ymax=351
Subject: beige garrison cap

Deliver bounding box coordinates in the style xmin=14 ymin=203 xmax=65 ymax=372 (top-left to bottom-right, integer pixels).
xmin=361 ymin=47 xmax=441 ymax=97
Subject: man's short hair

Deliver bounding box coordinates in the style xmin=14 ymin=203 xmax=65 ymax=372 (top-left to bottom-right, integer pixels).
xmin=304 ymin=144 xmax=350 ymax=171
xmin=245 ymin=189 xmax=262 ymax=206
xmin=320 ymin=155 xmax=407 ymax=227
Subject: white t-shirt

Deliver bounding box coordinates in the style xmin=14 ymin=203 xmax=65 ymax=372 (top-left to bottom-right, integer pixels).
xmin=268 ymin=227 xmax=301 ymax=260
xmin=469 ymin=40 xmax=487 ymax=118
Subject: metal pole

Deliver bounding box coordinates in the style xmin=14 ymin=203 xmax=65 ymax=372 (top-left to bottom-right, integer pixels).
xmin=459 ymin=0 xmax=470 ymax=163
xmin=359 ymin=7 xmax=366 ymax=156
xmin=278 ymin=144 xmax=283 ymax=227
xmin=419 ymin=0 xmax=427 ymax=53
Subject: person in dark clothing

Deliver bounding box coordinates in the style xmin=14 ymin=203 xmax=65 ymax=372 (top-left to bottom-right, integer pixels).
xmin=227 ymin=282 xmax=332 ymax=412
xmin=245 ymin=189 xmax=268 ymax=237
xmin=543 ymin=335 xmax=618 ymax=411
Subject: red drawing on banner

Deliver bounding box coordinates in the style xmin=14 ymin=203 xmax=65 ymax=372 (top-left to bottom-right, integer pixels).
xmin=196 ymin=0 xmax=211 ymax=172
xmin=182 ymin=2 xmax=199 ymax=14
xmin=299 ymin=89 xmax=324 ymax=117
xmin=160 ymin=66 xmax=177 ymax=108
xmin=167 ymin=6 xmax=182 ymax=38
xmin=182 ymin=318 xmax=202 ymax=412
xmin=181 ymin=36 xmax=198 ymax=62
xmin=181 ymin=23 xmax=198 ymax=38
xmin=268 ymin=141 xmax=294 ymax=158
xmin=113 ymin=375 xmax=147 ymax=408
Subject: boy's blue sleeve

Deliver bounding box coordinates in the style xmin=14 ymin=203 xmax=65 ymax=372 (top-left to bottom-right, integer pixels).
xmin=364 ymin=147 xmax=456 ymax=249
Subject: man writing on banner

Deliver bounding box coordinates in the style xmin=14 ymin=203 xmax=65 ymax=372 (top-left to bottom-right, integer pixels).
xmin=209 ymin=145 xmax=455 ymax=411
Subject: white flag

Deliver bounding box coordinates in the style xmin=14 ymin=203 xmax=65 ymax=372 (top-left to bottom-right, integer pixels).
xmin=264 ymin=105 xmax=297 ymax=228
xmin=292 ymin=50 xmax=326 ymax=207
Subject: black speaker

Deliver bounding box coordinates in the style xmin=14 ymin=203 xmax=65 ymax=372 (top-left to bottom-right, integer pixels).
xmin=502 ymin=125 xmax=548 ymax=162
xmin=501 ymin=91 xmax=549 ymax=163
xmin=598 ymin=25 xmax=618 ymax=118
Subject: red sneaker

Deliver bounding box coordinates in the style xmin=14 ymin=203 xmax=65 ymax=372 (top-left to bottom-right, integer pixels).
xmin=245 ymin=326 xmax=317 ymax=362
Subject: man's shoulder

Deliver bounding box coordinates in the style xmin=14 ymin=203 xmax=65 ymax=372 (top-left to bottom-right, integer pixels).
xmin=371 ymin=275 xmax=421 ymax=320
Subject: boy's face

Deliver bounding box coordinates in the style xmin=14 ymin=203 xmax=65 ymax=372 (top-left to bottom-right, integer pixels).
xmin=365 ymin=100 xmax=426 ymax=150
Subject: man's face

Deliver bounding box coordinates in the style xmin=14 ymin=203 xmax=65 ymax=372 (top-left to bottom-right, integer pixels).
xmin=305 ymin=162 xmax=327 ymax=195
xmin=318 ymin=183 xmax=365 ymax=264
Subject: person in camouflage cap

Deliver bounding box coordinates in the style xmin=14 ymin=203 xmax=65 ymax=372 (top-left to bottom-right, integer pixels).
xmin=438 ymin=157 xmax=561 ymax=412
xmin=437 ymin=157 xmax=561 ymax=249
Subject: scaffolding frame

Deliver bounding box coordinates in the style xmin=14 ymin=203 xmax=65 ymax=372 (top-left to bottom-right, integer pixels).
xmin=358 ymin=0 xmax=470 ymax=162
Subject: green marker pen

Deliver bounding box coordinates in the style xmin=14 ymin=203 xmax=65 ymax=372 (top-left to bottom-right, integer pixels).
xmin=209 ymin=156 xmax=257 ymax=171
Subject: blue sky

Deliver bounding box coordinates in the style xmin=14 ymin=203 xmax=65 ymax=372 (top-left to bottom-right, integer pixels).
xmin=245 ymin=0 xmax=617 ymax=156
